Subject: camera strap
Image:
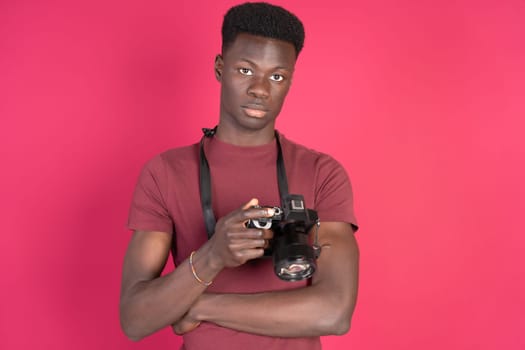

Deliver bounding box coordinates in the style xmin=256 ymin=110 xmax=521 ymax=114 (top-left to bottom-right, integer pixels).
xmin=199 ymin=126 xmax=289 ymax=238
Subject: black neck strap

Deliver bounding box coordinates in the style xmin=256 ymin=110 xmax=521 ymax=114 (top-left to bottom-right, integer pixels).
xmin=199 ymin=127 xmax=289 ymax=238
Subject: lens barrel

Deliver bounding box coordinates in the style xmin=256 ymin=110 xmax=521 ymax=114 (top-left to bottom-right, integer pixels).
xmin=272 ymin=224 xmax=317 ymax=281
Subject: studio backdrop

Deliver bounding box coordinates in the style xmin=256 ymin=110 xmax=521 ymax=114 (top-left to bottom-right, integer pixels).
xmin=1 ymin=0 xmax=524 ymax=349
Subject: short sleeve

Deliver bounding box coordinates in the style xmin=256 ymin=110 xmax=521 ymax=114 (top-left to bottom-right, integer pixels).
xmin=127 ymin=155 xmax=174 ymax=234
xmin=314 ymin=156 xmax=358 ymax=231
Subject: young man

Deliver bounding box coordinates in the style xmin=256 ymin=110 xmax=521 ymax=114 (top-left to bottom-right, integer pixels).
xmin=120 ymin=3 xmax=359 ymax=349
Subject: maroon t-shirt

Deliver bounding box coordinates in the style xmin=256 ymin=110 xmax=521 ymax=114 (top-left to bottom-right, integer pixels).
xmin=128 ymin=132 xmax=358 ymax=350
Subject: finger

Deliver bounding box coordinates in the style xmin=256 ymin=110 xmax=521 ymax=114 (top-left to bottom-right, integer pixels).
xmin=241 ymin=198 xmax=259 ymax=210
xmin=233 ymin=248 xmax=265 ymax=260
xmin=260 ymin=229 xmax=274 ymax=240
xmin=239 ymin=206 xmax=276 ymax=221
xmin=172 ymin=321 xmax=201 ymax=335
xmin=228 ymin=229 xmax=272 ymax=238
xmin=229 ymin=238 xmax=267 ymax=250
xmin=240 ymin=198 xmax=276 ymax=218
xmin=227 ymin=228 xmax=264 ymax=239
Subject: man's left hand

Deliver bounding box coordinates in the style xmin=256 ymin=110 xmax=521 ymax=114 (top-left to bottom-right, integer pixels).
xmin=172 ymin=313 xmax=201 ymax=335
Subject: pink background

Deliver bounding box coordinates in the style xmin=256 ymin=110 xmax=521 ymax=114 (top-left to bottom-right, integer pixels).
xmin=1 ymin=0 xmax=524 ymax=349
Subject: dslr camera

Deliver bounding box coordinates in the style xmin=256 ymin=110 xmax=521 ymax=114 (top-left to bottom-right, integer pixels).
xmin=247 ymin=194 xmax=320 ymax=282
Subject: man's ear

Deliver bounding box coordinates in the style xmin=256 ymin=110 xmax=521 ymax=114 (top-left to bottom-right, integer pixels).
xmin=214 ymin=54 xmax=223 ymax=82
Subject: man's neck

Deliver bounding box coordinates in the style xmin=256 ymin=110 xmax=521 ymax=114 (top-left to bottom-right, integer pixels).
xmin=214 ymin=124 xmax=276 ymax=146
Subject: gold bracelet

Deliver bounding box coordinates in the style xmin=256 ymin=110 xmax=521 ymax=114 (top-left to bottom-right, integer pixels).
xmin=189 ymin=251 xmax=212 ymax=287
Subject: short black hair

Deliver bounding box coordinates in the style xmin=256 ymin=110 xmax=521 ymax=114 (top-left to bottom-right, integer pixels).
xmin=221 ymin=2 xmax=305 ymax=56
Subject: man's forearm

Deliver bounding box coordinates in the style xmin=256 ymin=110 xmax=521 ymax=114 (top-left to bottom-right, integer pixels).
xmin=120 ymin=242 xmax=220 ymax=341
xmin=192 ymin=285 xmax=353 ymax=337
xmin=189 ymin=226 xmax=359 ymax=338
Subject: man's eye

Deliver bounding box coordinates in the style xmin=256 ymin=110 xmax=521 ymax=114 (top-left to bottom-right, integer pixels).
xmin=239 ymin=68 xmax=253 ymax=75
xmin=270 ymin=74 xmax=284 ymax=82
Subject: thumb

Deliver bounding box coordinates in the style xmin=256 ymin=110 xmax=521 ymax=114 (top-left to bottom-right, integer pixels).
xmin=242 ymin=198 xmax=259 ymax=210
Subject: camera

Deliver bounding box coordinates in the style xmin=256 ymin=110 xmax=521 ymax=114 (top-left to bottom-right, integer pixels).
xmin=247 ymin=194 xmax=320 ymax=282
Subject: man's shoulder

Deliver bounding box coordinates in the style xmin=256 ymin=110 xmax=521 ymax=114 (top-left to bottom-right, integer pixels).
xmin=159 ymin=142 xmax=199 ymax=161
xmin=142 ymin=142 xmax=200 ymax=173
xmin=280 ymin=133 xmax=336 ymax=163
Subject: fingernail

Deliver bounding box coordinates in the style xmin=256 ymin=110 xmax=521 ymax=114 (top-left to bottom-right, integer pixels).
xmin=267 ymin=208 xmax=275 ymax=216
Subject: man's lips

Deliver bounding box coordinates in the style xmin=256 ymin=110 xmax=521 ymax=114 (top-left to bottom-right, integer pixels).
xmin=242 ymin=104 xmax=268 ymax=118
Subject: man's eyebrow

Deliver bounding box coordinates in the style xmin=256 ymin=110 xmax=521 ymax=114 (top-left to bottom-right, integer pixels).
xmin=239 ymin=58 xmax=257 ymax=66
xmin=238 ymin=58 xmax=292 ymax=71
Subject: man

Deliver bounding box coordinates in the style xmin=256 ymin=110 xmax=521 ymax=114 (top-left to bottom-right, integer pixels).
xmin=120 ymin=2 xmax=359 ymax=349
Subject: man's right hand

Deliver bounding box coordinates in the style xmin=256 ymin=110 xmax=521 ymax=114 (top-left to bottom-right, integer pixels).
xmin=206 ymin=198 xmax=275 ymax=270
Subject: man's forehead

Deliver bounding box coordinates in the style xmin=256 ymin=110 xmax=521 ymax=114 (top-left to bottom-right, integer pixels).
xmin=223 ymin=33 xmax=297 ymax=65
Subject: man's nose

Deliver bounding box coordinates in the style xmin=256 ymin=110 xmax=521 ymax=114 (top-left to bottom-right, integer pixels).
xmin=247 ymin=77 xmax=270 ymax=99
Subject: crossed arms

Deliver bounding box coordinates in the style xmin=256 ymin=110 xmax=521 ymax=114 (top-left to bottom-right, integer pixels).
xmin=119 ymin=199 xmax=359 ymax=341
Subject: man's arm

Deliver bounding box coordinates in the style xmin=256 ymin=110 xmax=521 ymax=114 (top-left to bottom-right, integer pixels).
xmin=119 ymin=230 xmax=213 ymax=340
xmin=120 ymin=199 xmax=277 ymax=341
xmin=174 ymin=221 xmax=359 ymax=337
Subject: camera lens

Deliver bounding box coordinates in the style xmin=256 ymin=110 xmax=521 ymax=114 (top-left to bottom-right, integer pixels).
xmin=275 ymin=257 xmax=316 ymax=281
xmin=272 ymin=224 xmax=317 ymax=281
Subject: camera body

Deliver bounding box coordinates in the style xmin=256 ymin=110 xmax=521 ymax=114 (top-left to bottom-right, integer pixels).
xmin=247 ymin=194 xmax=319 ymax=281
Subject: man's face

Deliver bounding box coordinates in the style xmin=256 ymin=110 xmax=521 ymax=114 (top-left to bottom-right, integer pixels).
xmin=215 ymin=33 xmax=297 ymax=134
